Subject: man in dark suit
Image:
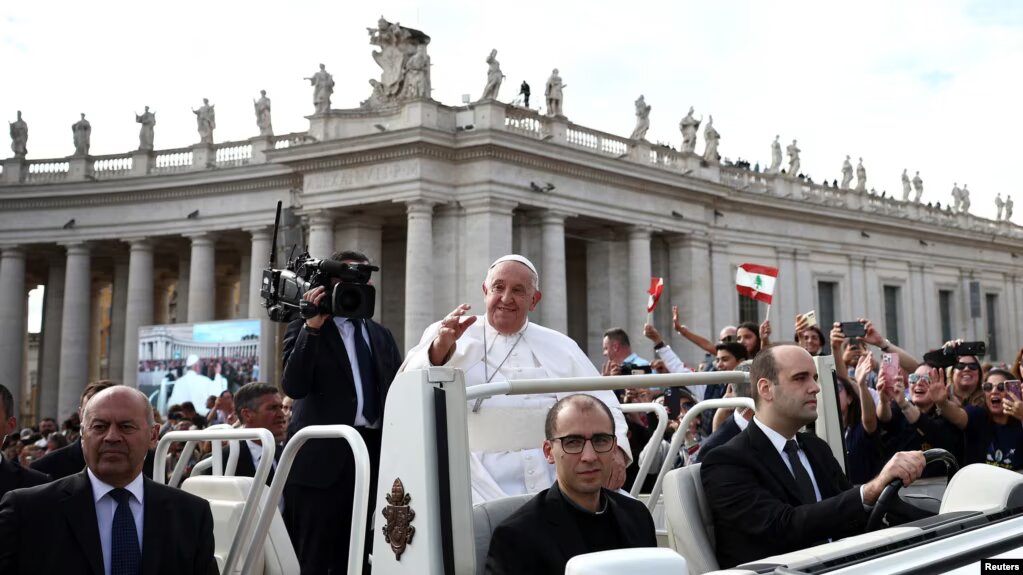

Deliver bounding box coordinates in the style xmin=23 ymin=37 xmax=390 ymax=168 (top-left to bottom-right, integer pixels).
xmin=32 ymin=380 xmax=155 ymax=481
xmin=702 ymin=345 xmax=926 ymax=568
xmin=282 ymin=250 xmax=403 ymax=574
xmin=209 ymin=382 xmax=286 ymax=485
xmin=0 ymin=386 xmax=217 ymax=574
xmin=485 ymin=394 xmax=657 ymax=574
xmin=0 ymin=384 xmax=49 ymax=498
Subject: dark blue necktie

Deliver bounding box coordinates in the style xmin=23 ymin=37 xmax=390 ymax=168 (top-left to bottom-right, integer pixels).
xmin=110 ymin=488 xmax=141 ymax=575
xmin=351 ymin=319 xmax=381 ymax=423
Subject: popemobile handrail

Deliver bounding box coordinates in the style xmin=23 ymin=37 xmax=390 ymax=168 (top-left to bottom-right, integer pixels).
xmin=464 ymin=371 xmax=748 ymax=401
xmin=620 ymin=402 xmax=669 ymax=498
xmin=154 ymin=427 xmax=275 ymax=575
xmin=239 ymin=424 xmax=371 ymax=575
xmin=646 ymin=396 xmax=756 ymax=512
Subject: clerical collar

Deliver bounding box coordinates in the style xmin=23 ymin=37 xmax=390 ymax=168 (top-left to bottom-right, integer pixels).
xmin=556 ymin=483 xmax=608 ymax=515
xmin=486 ymin=317 xmax=530 ymax=338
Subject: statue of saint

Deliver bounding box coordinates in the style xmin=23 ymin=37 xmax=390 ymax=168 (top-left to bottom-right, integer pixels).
xmin=72 ymin=113 xmax=91 ymax=157
xmin=678 ymin=106 xmax=701 ymax=153
xmin=786 ymin=139 xmax=801 ymax=175
xmin=306 ymin=64 xmax=335 ymax=114
xmin=192 ymin=98 xmax=216 ymax=145
xmin=1006 ymin=195 xmax=1014 ymax=221
xmin=855 ymin=158 xmax=867 ymax=192
xmin=401 ymin=45 xmax=431 ymax=99
xmin=961 ymin=184 xmax=971 ymax=213
xmin=254 ymin=90 xmax=273 ymax=137
xmin=136 ymin=106 xmax=156 ymax=151
xmin=702 ymin=115 xmax=720 ymax=163
xmin=545 ymin=69 xmax=565 ymax=117
xmin=840 ymin=155 xmax=853 ymax=189
xmin=951 ymin=183 xmax=962 ymax=212
xmin=768 ymin=135 xmax=782 ymax=173
xmin=630 ymin=95 xmax=651 ymax=141
xmin=9 ymin=111 xmax=27 ymax=158
xmin=912 ymin=171 xmax=924 ymax=203
xmin=480 ymin=49 xmax=504 ymax=101
xmin=901 ymin=169 xmax=912 ymax=201
xmin=996 ymin=193 xmax=1005 ymax=221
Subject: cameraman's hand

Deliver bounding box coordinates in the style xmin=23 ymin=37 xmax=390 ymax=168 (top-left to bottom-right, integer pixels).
xmin=429 ymin=304 xmax=476 ymax=365
xmin=303 ymin=286 xmax=331 ymax=330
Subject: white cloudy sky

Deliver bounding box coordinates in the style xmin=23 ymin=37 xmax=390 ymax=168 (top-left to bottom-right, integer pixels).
xmin=5 ymin=0 xmax=1022 ymax=329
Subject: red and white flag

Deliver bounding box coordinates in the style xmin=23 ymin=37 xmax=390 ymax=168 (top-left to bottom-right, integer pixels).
xmin=647 ymin=277 xmax=664 ymax=313
xmin=735 ymin=263 xmax=778 ymax=305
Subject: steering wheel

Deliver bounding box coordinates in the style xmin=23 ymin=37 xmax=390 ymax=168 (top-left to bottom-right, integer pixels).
xmin=866 ymin=448 xmax=959 ymax=532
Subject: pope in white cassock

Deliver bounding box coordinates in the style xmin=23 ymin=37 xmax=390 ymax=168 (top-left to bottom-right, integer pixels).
xmin=167 ymin=354 xmax=226 ymax=416
xmin=402 ymin=255 xmax=632 ymax=503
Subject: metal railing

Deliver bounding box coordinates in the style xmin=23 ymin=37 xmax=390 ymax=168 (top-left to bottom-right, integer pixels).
xmin=621 ymin=402 xmax=669 ymax=498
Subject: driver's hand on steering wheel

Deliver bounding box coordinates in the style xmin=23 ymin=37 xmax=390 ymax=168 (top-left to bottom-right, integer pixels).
xmin=864 ymin=451 xmax=926 ymax=505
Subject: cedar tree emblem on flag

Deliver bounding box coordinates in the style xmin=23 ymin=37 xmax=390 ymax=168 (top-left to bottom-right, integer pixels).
xmin=735 ymin=263 xmax=779 ymax=305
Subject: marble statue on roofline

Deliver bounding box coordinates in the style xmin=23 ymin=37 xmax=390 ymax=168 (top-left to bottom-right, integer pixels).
xmin=679 ymin=107 xmax=700 ymax=153
xmin=254 ymin=90 xmax=273 ymax=136
xmin=786 ymin=139 xmax=800 ymax=175
xmin=192 ymin=98 xmax=216 ymax=145
xmin=363 ymin=17 xmax=432 ymax=109
xmin=1006 ymin=195 xmax=1014 ymax=221
xmin=901 ymin=169 xmax=912 ymax=201
xmin=306 ymin=64 xmax=335 ymax=114
xmin=996 ymin=193 xmax=1005 ymax=221
xmin=855 ymin=158 xmax=867 ymax=192
xmin=545 ymin=69 xmax=565 ymax=117
xmin=9 ymin=111 xmax=27 ymax=158
xmin=951 ymin=182 xmax=962 ymax=211
xmin=768 ymin=135 xmax=782 ymax=173
xmin=840 ymin=155 xmax=853 ymax=189
xmin=480 ymin=49 xmax=504 ymax=101
xmin=630 ymin=95 xmax=651 ymax=141
xmin=136 ymin=106 xmax=156 ymax=151
xmin=961 ymin=184 xmax=971 ymax=213
xmin=702 ymin=115 xmax=720 ymax=163
xmin=72 ymin=113 xmax=91 ymax=157
xmin=912 ymin=171 xmax=924 ymax=203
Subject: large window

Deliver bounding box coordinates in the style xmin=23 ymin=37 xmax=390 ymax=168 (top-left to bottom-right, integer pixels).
xmin=738 ymin=293 xmax=760 ymax=325
xmin=939 ymin=290 xmax=954 ymax=343
xmin=817 ymin=281 xmax=838 ymax=334
xmin=986 ymin=293 xmax=999 ymax=361
xmin=883 ymin=285 xmax=901 ymax=346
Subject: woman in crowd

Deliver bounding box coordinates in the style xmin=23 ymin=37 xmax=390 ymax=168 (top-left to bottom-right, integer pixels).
xmin=948 ymin=352 xmax=984 ymax=408
xmin=736 ymin=321 xmax=764 ymax=359
xmin=793 ymin=313 xmax=827 ymax=356
xmin=938 ymin=367 xmax=1023 ymax=470
xmin=842 ymin=354 xmax=883 ymax=483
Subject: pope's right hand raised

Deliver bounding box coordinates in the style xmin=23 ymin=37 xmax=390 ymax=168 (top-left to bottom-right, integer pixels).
xmin=429 ymin=304 xmax=477 ymax=365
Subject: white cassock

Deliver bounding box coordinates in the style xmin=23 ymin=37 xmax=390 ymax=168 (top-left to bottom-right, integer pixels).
xmin=402 ymin=316 xmax=633 ymax=503
xmin=167 ymin=370 xmax=218 ymax=416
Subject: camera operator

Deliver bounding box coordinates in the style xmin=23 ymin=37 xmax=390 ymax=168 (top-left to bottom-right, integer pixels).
xmin=280 ymin=250 xmax=403 ymax=574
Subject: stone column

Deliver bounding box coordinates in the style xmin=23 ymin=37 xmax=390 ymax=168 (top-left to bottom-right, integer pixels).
xmin=58 ymin=243 xmax=91 ymax=420
xmin=849 ymin=256 xmax=866 ymax=318
xmin=88 ymin=281 xmax=104 ymax=382
xmin=586 ymin=230 xmax=615 ymax=367
xmin=513 ymin=213 xmax=543 ymax=275
xmin=108 ymin=259 xmax=129 ymax=387
xmin=334 ymin=215 xmax=384 ymax=318
xmin=0 ymin=247 xmax=27 ymax=420
xmin=176 ymin=254 xmax=190 ymax=323
xmin=38 ymin=257 xmax=64 ymax=421
xmin=238 ymin=253 xmax=251 ymax=318
xmin=908 ymin=264 xmax=927 ymax=355
xmin=540 ymin=211 xmax=569 ymax=333
xmin=404 ymin=200 xmax=435 ymax=350
xmin=432 ymin=204 xmax=462 ymax=315
xmin=710 ymin=240 xmax=736 ymax=332
xmin=627 ymin=226 xmax=652 ymax=344
xmin=122 ymin=239 xmax=154 ymax=387
xmin=247 ymin=228 xmax=276 ymax=386
xmin=668 ymin=236 xmax=712 ymax=365
xmin=865 ymin=259 xmax=881 ymax=322
xmin=794 ymin=250 xmax=814 ymax=316
xmin=776 ymin=249 xmax=798 ymax=339
xmin=186 ymin=234 xmax=216 ymax=323
xmin=307 ymin=211 xmax=335 ymax=260
xmin=461 ymin=198 xmax=516 ymax=312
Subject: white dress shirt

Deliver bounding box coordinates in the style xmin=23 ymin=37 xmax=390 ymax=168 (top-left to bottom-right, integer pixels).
xmin=752 ymin=416 xmax=823 ymax=502
xmin=333 ymin=316 xmax=378 ymax=428
xmin=87 ymin=469 xmax=145 ymax=575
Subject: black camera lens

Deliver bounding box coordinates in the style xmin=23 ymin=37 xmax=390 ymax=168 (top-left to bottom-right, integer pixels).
xmin=337 ymin=288 xmax=363 ymax=312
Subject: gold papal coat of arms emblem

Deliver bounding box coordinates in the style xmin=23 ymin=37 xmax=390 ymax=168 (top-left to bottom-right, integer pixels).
xmin=382 ymin=478 xmax=416 ymax=560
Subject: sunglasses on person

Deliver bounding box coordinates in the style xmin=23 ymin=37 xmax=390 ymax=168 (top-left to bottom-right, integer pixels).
xmin=982 ymin=382 xmax=1009 ymax=392
xmin=907 ymin=374 xmax=931 ymax=385
xmin=551 ymin=433 xmax=616 ymax=454
xmin=955 ymin=362 xmax=980 ymax=371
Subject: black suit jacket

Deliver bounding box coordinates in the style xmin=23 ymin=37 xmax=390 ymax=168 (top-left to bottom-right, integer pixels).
xmin=199 ymin=439 xmax=281 ymax=486
xmin=0 ymin=470 xmax=218 ymax=574
xmin=0 ymin=458 xmax=50 ymax=499
xmin=31 ymin=440 xmax=156 ymax=481
xmin=484 ymin=484 xmax=657 ymax=575
xmin=281 ymin=316 xmax=402 ymax=488
xmin=701 ymin=421 xmax=867 ymax=568
xmin=691 ymin=414 xmax=742 ymax=464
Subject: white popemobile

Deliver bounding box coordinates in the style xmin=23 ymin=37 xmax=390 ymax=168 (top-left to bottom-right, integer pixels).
xmin=155 ymin=356 xmax=1023 ymax=575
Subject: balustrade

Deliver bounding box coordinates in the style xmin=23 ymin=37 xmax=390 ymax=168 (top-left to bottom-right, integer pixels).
xmin=152 ymin=148 xmax=194 ymax=174
xmin=92 ymin=154 xmax=134 ymax=179
xmin=503 ymin=108 xmax=545 ymax=138
xmin=25 ymin=160 xmax=69 ymax=183
xmin=214 ymin=142 xmax=252 ymax=167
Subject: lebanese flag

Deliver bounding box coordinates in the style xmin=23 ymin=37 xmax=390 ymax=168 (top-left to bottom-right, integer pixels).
xmin=647 ymin=277 xmax=664 ymax=313
xmin=736 ymin=263 xmax=778 ymax=304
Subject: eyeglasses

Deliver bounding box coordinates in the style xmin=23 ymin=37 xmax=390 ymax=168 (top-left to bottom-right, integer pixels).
xmin=982 ymin=382 xmax=1007 ymax=393
xmin=956 ymin=362 xmax=980 ymax=371
xmin=551 ymin=433 xmax=616 ymax=454
xmin=907 ymin=374 xmax=931 ymax=385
